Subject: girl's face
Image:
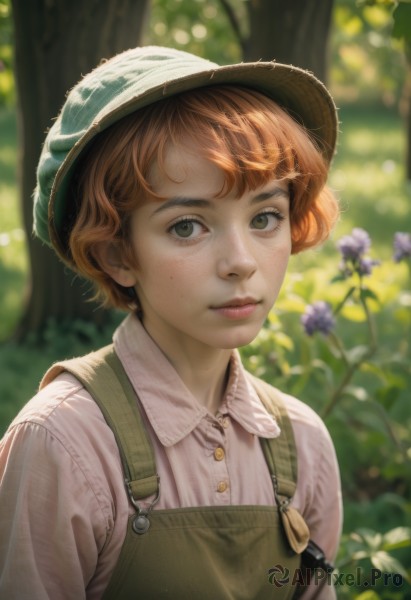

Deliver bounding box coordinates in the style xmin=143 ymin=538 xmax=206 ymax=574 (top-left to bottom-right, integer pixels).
xmin=125 ymin=141 xmax=292 ymax=355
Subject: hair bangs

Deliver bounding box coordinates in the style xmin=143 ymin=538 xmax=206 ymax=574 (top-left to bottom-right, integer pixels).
xmin=149 ymin=86 xmax=303 ymax=198
xmin=69 ymin=85 xmax=338 ymax=310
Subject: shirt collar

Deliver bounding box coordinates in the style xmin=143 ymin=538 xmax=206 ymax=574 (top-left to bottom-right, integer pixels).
xmin=113 ymin=314 xmax=280 ymax=446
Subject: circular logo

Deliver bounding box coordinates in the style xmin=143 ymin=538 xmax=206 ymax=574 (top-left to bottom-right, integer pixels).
xmin=268 ymin=565 xmax=290 ymax=587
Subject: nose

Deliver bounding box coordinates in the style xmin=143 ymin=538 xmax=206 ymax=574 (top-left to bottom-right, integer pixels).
xmin=216 ymin=228 xmax=257 ymax=280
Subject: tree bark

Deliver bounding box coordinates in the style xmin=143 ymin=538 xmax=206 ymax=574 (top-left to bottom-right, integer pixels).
xmin=245 ymin=0 xmax=334 ymax=83
xmin=11 ymin=0 xmax=149 ymax=339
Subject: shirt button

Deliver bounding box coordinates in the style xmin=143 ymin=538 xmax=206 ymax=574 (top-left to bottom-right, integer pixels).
xmin=214 ymin=447 xmax=225 ymax=461
xmin=217 ymin=481 xmax=228 ymax=493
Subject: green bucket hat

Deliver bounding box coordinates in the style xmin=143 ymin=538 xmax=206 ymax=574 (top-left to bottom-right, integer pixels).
xmin=33 ymin=45 xmax=338 ymax=264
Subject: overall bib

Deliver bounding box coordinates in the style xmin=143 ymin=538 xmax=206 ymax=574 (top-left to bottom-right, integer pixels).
xmin=43 ymin=345 xmax=310 ymax=599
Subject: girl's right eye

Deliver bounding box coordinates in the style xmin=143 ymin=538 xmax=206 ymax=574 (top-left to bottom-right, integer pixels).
xmin=169 ymin=219 xmax=204 ymax=240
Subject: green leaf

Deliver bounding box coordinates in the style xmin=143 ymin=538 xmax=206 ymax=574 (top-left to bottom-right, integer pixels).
xmin=354 ymin=528 xmax=383 ymax=550
xmin=393 ymin=2 xmax=411 ymax=42
xmin=360 ymin=287 xmax=380 ymax=303
xmin=355 ymin=592 xmax=380 ymax=600
xmin=331 ymin=273 xmax=350 ymax=284
xmin=276 ymin=296 xmax=306 ymax=313
xmin=345 ymin=385 xmax=369 ymax=401
xmin=375 ymin=384 xmax=402 ymax=410
xmin=382 ymin=526 xmax=411 ymax=551
xmin=351 ymin=549 xmax=371 ymax=561
xmin=273 ymin=331 xmax=294 ymax=351
xmin=341 ymin=304 xmax=367 ymax=322
xmin=346 ymin=344 xmax=371 ymax=363
xmin=371 ymin=551 xmax=410 ymax=581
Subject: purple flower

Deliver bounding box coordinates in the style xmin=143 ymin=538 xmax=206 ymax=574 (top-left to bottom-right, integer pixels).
xmin=358 ymin=257 xmax=380 ymax=276
xmin=336 ymin=228 xmax=379 ymax=277
xmin=393 ymin=232 xmax=411 ymax=263
xmin=337 ymin=228 xmax=371 ymax=262
xmin=301 ymin=301 xmax=335 ymax=336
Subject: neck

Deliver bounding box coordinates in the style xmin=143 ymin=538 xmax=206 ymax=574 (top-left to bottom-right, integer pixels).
xmin=172 ymin=350 xmax=232 ymax=414
xmin=142 ymin=321 xmax=232 ymax=414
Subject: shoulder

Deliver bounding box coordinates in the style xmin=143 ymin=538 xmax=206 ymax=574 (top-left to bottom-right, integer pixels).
xmin=9 ymin=371 xmax=96 ymax=427
xmin=248 ymin=374 xmax=340 ymax=498
xmin=6 ymin=373 xmax=115 ymax=459
xmin=247 ymin=373 xmax=333 ymax=452
xmin=1 ymin=373 xmax=124 ymax=523
xmin=280 ymin=390 xmax=335 ymax=452
xmin=0 ymin=375 xmax=128 ymax=596
xmin=251 ymin=378 xmax=342 ymax=559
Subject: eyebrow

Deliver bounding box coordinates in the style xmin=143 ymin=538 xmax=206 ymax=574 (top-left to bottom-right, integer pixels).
xmin=152 ymin=186 xmax=289 ymax=215
xmin=153 ymin=197 xmax=210 ymax=214
xmin=252 ymin=186 xmax=289 ymax=203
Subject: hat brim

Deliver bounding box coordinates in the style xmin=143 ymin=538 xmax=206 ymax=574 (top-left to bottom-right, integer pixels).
xmin=48 ymin=61 xmax=337 ymax=259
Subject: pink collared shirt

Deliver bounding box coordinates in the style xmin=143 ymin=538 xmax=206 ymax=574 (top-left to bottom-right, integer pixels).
xmin=0 ymin=315 xmax=342 ymax=599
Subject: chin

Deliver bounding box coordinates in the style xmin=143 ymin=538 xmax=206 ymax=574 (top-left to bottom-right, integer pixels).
xmin=213 ymin=328 xmax=261 ymax=350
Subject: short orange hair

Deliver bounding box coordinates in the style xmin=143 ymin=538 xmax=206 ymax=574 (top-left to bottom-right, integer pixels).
xmin=68 ymin=85 xmax=339 ymax=310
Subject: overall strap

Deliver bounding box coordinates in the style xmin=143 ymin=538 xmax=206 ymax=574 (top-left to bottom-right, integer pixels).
xmin=40 ymin=344 xmax=158 ymax=503
xmin=42 ymin=348 xmax=309 ymax=552
xmin=249 ymin=374 xmax=310 ymax=555
xmin=249 ymin=374 xmax=297 ymax=498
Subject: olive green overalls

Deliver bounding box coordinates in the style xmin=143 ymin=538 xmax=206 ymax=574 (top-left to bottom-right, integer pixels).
xmin=43 ymin=345 xmax=311 ymax=599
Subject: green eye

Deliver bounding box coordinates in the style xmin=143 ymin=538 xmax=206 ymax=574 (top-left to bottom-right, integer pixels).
xmin=173 ymin=220 xmax=195 ymax=238
xmin=252 ymin=213 xmax=270 ymax=230
xmin=251 ymin=211 xmax=283 ymax=231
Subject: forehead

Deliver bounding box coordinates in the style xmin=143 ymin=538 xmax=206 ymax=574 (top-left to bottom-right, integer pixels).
xmin=148 ymin=139 xmax=226 ymax=198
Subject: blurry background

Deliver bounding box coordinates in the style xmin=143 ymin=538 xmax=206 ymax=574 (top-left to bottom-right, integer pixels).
xmin=1 ymin=0 xmax=410 ymax=595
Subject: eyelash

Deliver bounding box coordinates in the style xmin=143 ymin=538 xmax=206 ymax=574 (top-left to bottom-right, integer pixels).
xmin=168 ymin=209 xmax=286 ymax=241
xmin=252 ymin=209 xmax=285 ymax=230
xmin=168 ymin=217 xmax=206 ymax=241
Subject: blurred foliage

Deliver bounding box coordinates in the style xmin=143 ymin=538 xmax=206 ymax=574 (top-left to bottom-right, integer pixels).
xmin=331 ymin=0 xmax=407 ymax=108
xmin=0 ymin=315 xmax=124 ymax=431
xmin=1 ymin=1 xmax=411 ymax=597
xmin=1 ymin=103 xmax=410 ymax=597
xmin=0 ymin=0 xmax=13 ymax=106
xmin=143 ymin=0 xmax=244 ymax=64
xmin=0 ymin=0 xmax=409 ymax=109
xmin=392 ymin=1 xmax=411 ymax=43
xmin=0 ymin=107 xmax=24 ymax=338
xmin=241 ymin=229 xmax=411 ymax=596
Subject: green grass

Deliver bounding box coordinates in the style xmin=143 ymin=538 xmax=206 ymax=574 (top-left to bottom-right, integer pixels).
xmin=329 ymin=106 xmax=409 ymax=252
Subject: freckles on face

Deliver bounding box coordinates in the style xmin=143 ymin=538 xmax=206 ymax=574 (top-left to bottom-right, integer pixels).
xmin=127 ymin=141 xmax=292 ymax=352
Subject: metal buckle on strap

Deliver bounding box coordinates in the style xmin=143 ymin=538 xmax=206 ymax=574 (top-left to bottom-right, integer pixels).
xmin=125 ymin=477 xmax=161 ymax=535
xmin=272 ymin=475 xmax=291 ymax=512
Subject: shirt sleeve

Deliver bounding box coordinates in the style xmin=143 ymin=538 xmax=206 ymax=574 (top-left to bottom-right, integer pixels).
xmin=300 ymin=426 xmax=341 ymax=600
xmin=0 ymin=400 xmax=114 ymax=599
xmin=285 ymin=394 xmax=342 ymax=599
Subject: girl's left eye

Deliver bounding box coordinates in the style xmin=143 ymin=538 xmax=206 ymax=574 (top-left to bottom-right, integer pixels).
xmin=169 ymin=219 xmax=204 ymax=239
xmin=251 ymin=211 xmax=283 ymax=231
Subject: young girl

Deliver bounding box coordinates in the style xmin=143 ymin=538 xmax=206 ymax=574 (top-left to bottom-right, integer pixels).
xmin=0 ymin=46 xmax=342 ymax=599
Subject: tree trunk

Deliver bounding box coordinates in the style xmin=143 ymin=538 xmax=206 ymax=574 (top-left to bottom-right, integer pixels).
xmin=245 ymin=0 xmax=334 ymax=83
xmin=11 ymin=0 xmax=149 ymax=339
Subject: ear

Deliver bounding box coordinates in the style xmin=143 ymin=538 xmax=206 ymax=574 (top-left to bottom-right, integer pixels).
xmin=92 ymin=241 xmax=137 ymax=287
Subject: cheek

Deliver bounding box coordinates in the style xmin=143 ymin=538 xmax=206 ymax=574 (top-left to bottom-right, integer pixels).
xmin=265 ymin=241 xmax=292 ymax=272
xmin=137 ymin=253 xmax=198 ymax=297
